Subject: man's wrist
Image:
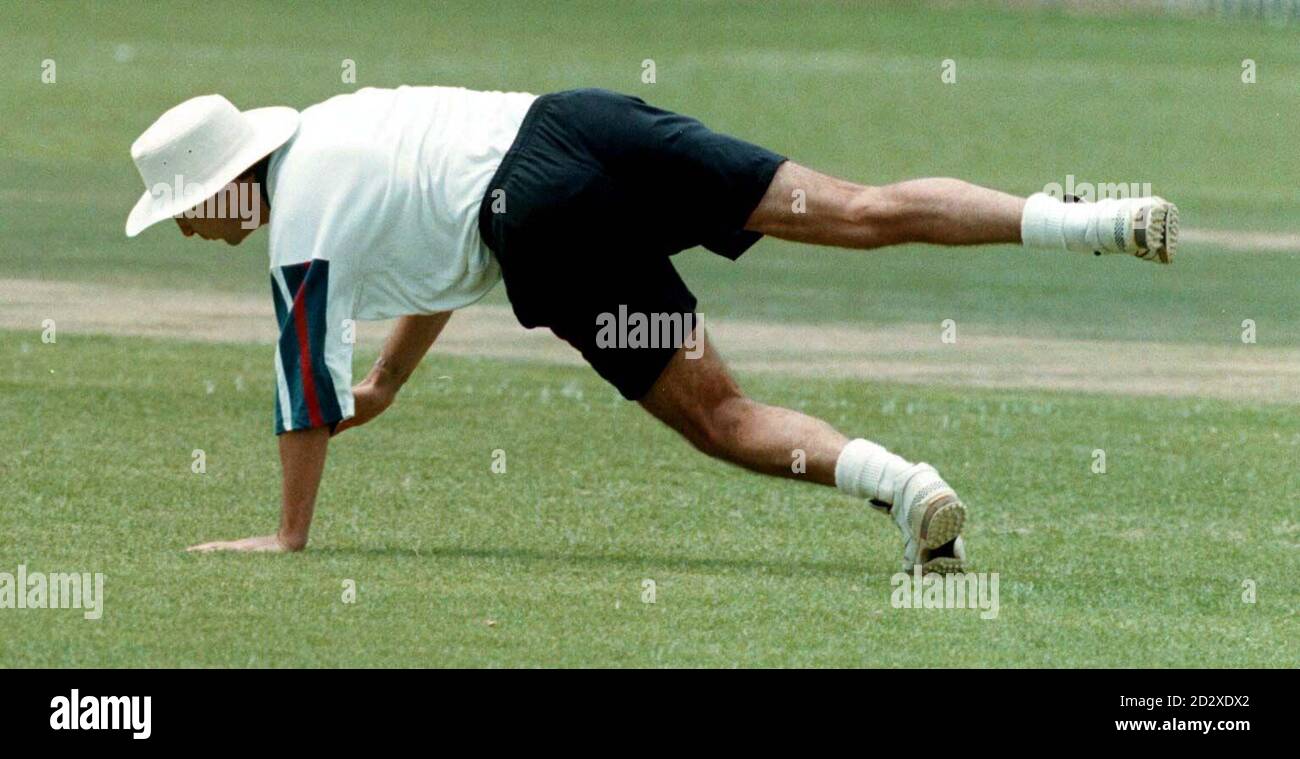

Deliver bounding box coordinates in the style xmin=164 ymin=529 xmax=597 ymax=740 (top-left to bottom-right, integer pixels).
xmin=368 ymin=359 xmax=405 ymax=392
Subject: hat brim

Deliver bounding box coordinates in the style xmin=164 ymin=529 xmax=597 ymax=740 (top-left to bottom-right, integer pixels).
xmin=125 ymin=106 xmax=300 ymax=238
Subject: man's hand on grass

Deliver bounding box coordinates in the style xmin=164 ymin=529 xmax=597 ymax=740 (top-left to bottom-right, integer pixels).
xmin=185 ymin=315 xmax=453 ymax=554
xmin=190 ymin=428 xmax=329 ymax=555
xmin=186 ymin=534 xmax=303 ymax=553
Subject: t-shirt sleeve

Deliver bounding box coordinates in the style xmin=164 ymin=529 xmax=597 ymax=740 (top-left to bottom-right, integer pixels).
xmin=270 ymin=259 xmax=356 ymax=435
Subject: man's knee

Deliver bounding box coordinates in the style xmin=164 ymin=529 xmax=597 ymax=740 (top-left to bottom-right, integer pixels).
xmin=640 ymin=332 xmax=753 ymax=459
xmin=844 ymin=187 xmax=908 ymax=247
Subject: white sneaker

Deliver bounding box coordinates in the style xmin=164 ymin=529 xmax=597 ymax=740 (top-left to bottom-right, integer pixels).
xmin=1075 ymin=195 xmax=1179 ymax=264
xmin=885 ymin=463 xmax=967 ymax=574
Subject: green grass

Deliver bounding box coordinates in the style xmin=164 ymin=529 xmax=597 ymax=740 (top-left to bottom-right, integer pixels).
xmin=4 ymin=1 xmax=1300 ymax=342
xmin=1 ymin=332 xmax=1295 ymax=667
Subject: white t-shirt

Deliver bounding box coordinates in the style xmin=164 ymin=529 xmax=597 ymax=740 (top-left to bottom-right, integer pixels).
xmin=265 ymin=85 xmax=536 ymax=434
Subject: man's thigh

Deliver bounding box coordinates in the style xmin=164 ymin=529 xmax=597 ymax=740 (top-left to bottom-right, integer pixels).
xmin=542 ymin=255 xmax=701 ymax=402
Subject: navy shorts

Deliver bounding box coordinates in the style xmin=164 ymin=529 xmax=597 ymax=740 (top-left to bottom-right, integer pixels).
xmin=478 ymin=88 xmax=786 ymax=400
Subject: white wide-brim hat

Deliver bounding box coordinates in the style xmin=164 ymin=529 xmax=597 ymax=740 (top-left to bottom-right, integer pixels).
xmin=125 ymin=94 xmax=300 ymax=237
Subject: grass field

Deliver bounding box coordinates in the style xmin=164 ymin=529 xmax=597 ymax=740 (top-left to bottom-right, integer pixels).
xmin=2 ymin=1 xmax=1298 ymax=667
xmin=3 ymin=333 xmax=1296 ymax=667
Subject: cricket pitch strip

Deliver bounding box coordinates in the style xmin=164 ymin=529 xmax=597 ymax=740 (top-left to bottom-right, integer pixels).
xmin=2 ymin=278 xmax=1297 ymax=404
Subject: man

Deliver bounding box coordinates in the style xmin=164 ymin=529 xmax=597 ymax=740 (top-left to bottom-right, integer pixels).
xmin=126 ymin=86 xmax=1177 ymax=572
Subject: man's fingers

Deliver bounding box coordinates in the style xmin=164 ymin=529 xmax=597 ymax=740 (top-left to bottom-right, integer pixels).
xmin=186 ymin=535 xmax=289 ymax=553
xmin=186 ymin=539 xmax=249 ymax=553
xmin=334 ymin=412 xmax=369 ymax=435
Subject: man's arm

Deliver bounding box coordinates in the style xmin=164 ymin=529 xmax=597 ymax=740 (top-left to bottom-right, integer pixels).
xmin=187 ymin=426 xmax=329 ymax=553
xmin=275 ymin=425 xmax=330 ymax=548
xmin=187 ymin=312 xmax=451 ymax=554
xmin=334 ymin=311 xmax=453 ymax=434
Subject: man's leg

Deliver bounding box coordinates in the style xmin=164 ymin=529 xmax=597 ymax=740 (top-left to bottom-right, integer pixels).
xmin=744 ymin=161 xmax=1176 ymax=262
xmin=744 ymin=161 xmax=1024 ymax=248
xmin=641 ymin=327 xmax=967 ymax=573
xmin=639 ymin=325 xmax=848 ymax=485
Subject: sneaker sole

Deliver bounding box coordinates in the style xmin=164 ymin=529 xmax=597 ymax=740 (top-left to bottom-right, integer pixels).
xmin=918 ymin=493 xmax=966 ymax=550
xmin=1136 ymin=200 xmax=1178 ymax=264
xmin=920 ymin=555 xmax=966 ymax=574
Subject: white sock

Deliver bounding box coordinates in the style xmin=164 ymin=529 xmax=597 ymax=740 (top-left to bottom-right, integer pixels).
xmin=834 ymin=438 xmax=912 ymax=506
xmin=1020 ymin=192 xmax=1068 ymax=251
xmin=1021 ymin=192 xmax=1128 ymax=254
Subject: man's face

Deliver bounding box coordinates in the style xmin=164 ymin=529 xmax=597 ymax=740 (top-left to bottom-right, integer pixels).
xmin=173 ymin=176 xmax=261 ymax=245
